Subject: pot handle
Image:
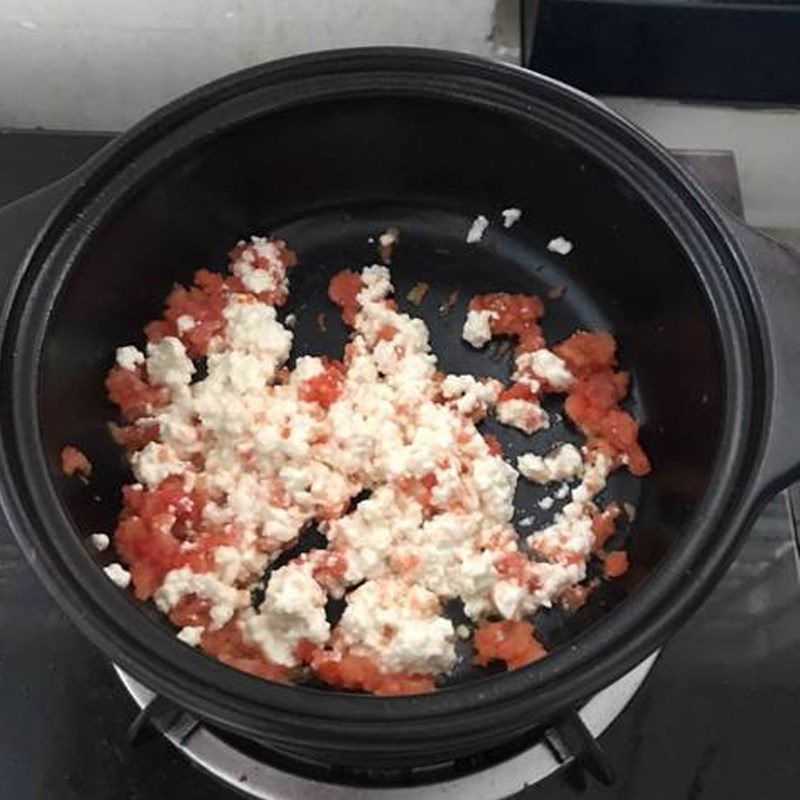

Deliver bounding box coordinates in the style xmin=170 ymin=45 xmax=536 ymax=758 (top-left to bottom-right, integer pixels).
xmin=727 ymin=217 xmax=800 ymax=500
xmin=0 ymin=177 xmax=77 ymax=305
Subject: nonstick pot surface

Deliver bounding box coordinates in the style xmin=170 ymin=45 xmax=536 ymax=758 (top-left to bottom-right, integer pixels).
xmin=0 ymin=51 xmax=764 ymax=762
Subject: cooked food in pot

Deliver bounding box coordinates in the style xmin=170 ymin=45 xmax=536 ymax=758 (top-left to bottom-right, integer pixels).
xmin=82 ymin=232 xmax=649 ymax=695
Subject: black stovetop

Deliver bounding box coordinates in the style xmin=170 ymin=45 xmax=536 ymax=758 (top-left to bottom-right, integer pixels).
xmin=2 ymin=130 xmax=800 ymax=800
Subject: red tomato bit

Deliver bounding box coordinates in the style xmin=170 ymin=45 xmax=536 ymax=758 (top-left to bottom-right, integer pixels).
xmin=555 ymin=332 xmax=651 ymax=476
xmin=60 ymin=445 xmax=92 ymax=478
xmin=469 ymin=293 xmax=545 ymax=353
xmin=310 ymin=650 xmax=435 ymax=696
xmin=474 ymin=620 xmax=547 ymax=670
xmin=328 ymin=269 xmax=363 ymax=327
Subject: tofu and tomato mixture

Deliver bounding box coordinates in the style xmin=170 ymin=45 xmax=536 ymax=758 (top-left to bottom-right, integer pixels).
xmin=94 ymin=235 xmax=649 ymax=695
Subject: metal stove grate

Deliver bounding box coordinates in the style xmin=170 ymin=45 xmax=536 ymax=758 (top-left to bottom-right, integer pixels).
xmin=115 ymin=654 xmax=656 ymax=800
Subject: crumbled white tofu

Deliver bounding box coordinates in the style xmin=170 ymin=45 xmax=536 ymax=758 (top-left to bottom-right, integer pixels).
xmin=176 ymin=314 xmax=196 ymax=334
xmin=538 ymin=496 xmax=555 ymax=510
xmin=518 ymin=444 xmax=584 ymax=484
xmin=88 ymin=533 xmax=110 ymax=551
xmin=291 ymin=355 xmax=325 ymax=383
xmin=146 ymin=337 xmax=195 ymax=389
xmin=514 ymin=349 xmax=574 ymax=391
xmin=242 ymin=267 xmax=278 ymax=295
xmin=495 ymin=398 xmax=549 ymax=435
xmin=104 ymin=563 xmax=131 ymax=589
xmin=492 ymin=579 xmax=535 ymax=619
xmin=244 ymin=563 xmax=330 ymax=667
xmin=528 ymin=453 xmax=610 ymax=564
xmin=462 ymin=308 xmax=496 ymax=348
xmin=154 ymin=567 xmax=244 ymax=629
xmin=501 ymin=207 xmax=522 ymax=228
xmin=440 ymin=374 xmax=502 ymax=418
xmin=131 ymin=442 xmax=188 ymax=489
xmin=338 ymin=579 xmax=456 ymax=674
xmin=466 ymin=215 xmax=489 ymax=244
xmin=529 ymin=561 xmax=586 ymax=607
xmin=229 ymin=236 xmax=290 ymax=296
xmin=472 ymin=456 xmax=519 ymax=523
xmin=529 ymin=513 xmax=595 ymax=562
xmin=378 ymin=228 xmax=399 ymax=263
xmin=177 ymin=626 xmax=204 ymax=646
xmin=547 ymin=236 xmax=573 ymax=255
xmin=116 ymin=345 xmax=144 ymax=372
xmin=570 ymin=453 xmax=610 ymax=505
xmin=222 ymin=296 xmax=292 ymax=368
xmin=357 ymin=264 xmax=394 ymax=305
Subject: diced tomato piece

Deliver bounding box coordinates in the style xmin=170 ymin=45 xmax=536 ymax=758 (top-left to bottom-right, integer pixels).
xmin=60 ymin=445 xmax=92 ymax=478
xmin=483 ymin=434 xmax=503 ymax=457
xmin=469 ymin=293 xmax=545 ymax=353
xmin=571 ymin=371 xmax=628 ymax=413
xmin=311 ymin=652 xmax=434 ymax=696
xmin=603 ymin=551 xmax=629 ymax=579
xmin=470 ymin=293 xmax=544 ymax=335
xmin=122 ymin=476 xmax=203 ymax=523
xmin=169 ymin=595 xmax=212 ymax=628
xmin=294 ymin=639 xmax=319 ymax=664
xmin=498 ymin=382 xmax=537 ymax=403
xmin=555 ymin=332 xmax=651 ymax=476
xmin=114 ymin=476 xmax=212 ymax=599
xmin=328 ymin=269 xmax=362 ymax=326
xmin=374 ymin=674 xmax=436 ymax=696
xmin=517 ymin=328 xmax=546 ymax=354
xmin=181 ymin=529 xmax=238 ymax=573
xmin=624 ymin=444 xmax=651 ymax=477
xmin=312 ymin=652 xmax=375 ymax=691
xmin=115 ymin=516 xmax=181 ymax=599
xmin=145 ymin=268 xmax=239 ymax=357
xmin=201 ymin=622 xmax=290 ymax=682
xmin=297 ymin=359 xmax=345 ymax=409
xmin=566 ymin=394 xmax=651 ymax=476
xmin=105 ymin=366 xmax=168 ymax=421
xmin=474 ymin=620 xmax=546 ymax=670
xmin=554 ymin=331 xmax=617 ymax=378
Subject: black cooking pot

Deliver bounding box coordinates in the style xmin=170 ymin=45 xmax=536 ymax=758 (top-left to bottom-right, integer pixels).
xmin=2 ymin=48 xmax=799 ymax=770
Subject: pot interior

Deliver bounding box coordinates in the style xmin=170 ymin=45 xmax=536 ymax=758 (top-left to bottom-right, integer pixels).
xmin=39 ymin=92 xmax=726 ymax=688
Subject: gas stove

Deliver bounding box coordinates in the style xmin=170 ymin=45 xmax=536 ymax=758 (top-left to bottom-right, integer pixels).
xmin=1 ymin=129 xmax=799 ymax=800
xmin=115 ymin=657 xmax=656 ymax=799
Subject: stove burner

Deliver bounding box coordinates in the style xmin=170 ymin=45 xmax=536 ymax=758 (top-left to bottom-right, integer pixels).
xmin=115 ymin=653 xmax=656 ymax=799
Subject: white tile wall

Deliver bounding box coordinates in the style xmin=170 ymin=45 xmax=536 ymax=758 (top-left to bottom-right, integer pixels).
xmin=0 ymin=0 xmax=498 ymax=131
